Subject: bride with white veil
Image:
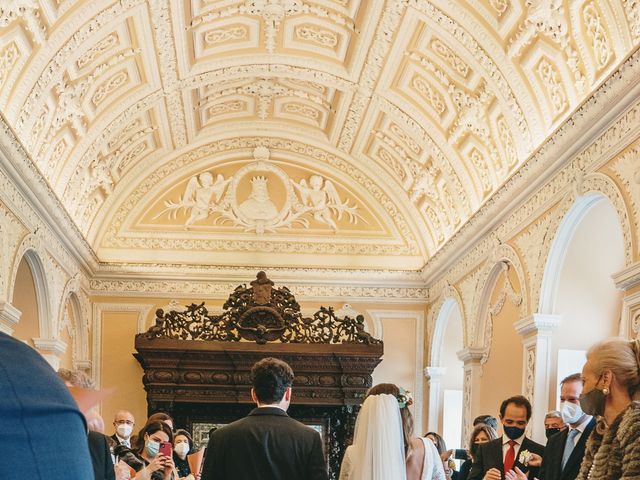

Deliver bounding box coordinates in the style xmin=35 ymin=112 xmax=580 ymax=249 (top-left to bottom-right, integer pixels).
xmin=339 ymin=384 xmax=445 ymax=480
xmin=340 ymin=394 xmax=406 ymax=480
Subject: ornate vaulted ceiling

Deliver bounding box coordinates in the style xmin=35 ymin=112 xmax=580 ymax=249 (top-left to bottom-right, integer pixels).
xmin=0 ymin=0 xmax=638 ymax=271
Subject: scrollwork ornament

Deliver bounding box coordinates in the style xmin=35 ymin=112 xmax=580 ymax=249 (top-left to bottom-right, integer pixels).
xmin=142 ymin=272 xmax=382 ymax=345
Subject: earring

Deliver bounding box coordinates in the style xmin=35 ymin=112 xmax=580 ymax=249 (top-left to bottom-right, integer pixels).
xmin=602 ymin=388 xmax=610 ymax=395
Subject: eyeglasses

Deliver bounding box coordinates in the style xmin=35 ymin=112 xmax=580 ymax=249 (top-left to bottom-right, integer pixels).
xmin=115 ymin=420 xmax=134 ymax=425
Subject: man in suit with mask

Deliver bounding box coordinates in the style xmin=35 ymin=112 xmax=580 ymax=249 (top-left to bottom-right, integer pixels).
xmin=201 ymin=357 xmax=328 ymax=480
xmin=539 ymin=373 xmax=596 ymax=480
xmin=469 ymin=395 xmax=544 ymax=480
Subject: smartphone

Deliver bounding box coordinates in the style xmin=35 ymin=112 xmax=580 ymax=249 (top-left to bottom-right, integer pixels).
xmin=159 ymin=441 xmax=173 ymax=458
xmin=454 ymin=449 xmax=469 ymax=461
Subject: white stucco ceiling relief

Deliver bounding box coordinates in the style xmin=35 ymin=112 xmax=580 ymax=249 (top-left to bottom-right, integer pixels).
xmin=0 ymin=0 xmax=638 ymax=273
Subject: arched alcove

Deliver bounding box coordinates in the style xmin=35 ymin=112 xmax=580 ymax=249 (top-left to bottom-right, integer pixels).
xmin=433 ymin=298 xmax=464 ymax=448
xmin=541 ymin=194 xmax=625 ymax=407
xmin=10 ymin=253 xmax=42 ymax=345
xmin=427 ymin=297 xmax=464 ymax=446
xmin=477 ymin=263 xmax=524 ymax=419
xmin=10 ymin=249 xmax=52 ymax=341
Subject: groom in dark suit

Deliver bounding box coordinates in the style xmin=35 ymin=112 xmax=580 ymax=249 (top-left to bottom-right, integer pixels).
xmin=469 ymin=395 xmax=544 ymax=480
xmin=539 ymin=373 xmax=595 ymax=480
xmin=200 ymin=357 xmax=328 ymax=480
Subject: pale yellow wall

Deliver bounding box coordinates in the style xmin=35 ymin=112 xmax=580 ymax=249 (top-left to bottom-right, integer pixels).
xmin=11 ymin=257 xmax=39 ymax=346
xmin=100 ymin=310 xmax=149 ymax=436
xmin=478 ymin=270 xmax=523 ymax=422
xmin=372 ymin=316 xmax=417 ymax=393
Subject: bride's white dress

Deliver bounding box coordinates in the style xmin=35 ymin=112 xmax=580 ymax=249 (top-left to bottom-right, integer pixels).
xmin=339 ymin=437 xmax=446 ymax=480
xmin=337 ymin=393 xmax=447 ymax=480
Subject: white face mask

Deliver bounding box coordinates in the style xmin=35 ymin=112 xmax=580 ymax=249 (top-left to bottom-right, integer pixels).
xmin=174 ymin=442 xmax=189 ymax=458
xmin=560 ymin=401 xmax=583 ymax=424
xmin=116 ymin=424 xmax=133 ymax=439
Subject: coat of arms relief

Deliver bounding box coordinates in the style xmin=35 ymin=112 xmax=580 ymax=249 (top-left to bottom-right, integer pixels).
xmin=155 ymin=147 xmax=364 ymax=234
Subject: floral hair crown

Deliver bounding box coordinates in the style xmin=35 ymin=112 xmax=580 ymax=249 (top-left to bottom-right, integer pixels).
xmin=397 ymin=387 xmax=413 ymax=408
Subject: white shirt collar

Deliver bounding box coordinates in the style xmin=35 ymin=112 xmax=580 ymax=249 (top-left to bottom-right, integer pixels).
xmin=570 ymin=415 xmax=593 ymax=433
xmin=502 ymin=433 xmax=525 ymax=445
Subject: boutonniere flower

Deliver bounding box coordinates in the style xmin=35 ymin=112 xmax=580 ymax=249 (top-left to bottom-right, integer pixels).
xmin=518 ymin=449 xmax=531 ymax=466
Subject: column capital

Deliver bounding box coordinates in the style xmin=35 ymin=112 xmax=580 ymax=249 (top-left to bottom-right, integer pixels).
xmin=0 ymin=301 xmax=21 ymax=335
xmin=514 ymin=313 xmax=561 ymax=337
xmin=457 ymin=347 xmax=485 ymax=363
xmin=423 ymin=366 xmax=447 ymax=380
xmin=33 ymin=337 xmax=67 ymax=356
xmin=32 ymin=337 xmax=67 ymax=370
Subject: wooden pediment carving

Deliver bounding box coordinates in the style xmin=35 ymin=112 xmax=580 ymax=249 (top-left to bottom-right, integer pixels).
xmin=134 ymin=272 xmax=383 ymax=407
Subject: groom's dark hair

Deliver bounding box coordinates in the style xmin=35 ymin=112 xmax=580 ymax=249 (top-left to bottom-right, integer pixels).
xmin=251 ymin=357 xmax=294 ymax=404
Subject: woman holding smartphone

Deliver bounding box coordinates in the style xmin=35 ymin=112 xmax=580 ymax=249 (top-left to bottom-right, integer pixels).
xmin=127 ymin=421 xmax=176 ymax=480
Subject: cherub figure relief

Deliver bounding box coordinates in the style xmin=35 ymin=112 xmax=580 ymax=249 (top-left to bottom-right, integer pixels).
xmin=290 ymin=175 xmax=360 ymax=231
xmin=158 ymin=171 xmax=230 ymax=226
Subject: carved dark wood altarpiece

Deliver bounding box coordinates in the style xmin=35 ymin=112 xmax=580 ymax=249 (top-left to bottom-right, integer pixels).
xmin=134 ymin=272 xmax=383 ymax=479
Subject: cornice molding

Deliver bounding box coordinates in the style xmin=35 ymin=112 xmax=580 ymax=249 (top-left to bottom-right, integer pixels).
xmin=89 ymin=278 xmax=429 ymax=303
xmin=514 ymin=314 xmax=561 ymax=337
xmin=0 ymin=301 xmax=21 ymax=335
xmin=32 ymin=337 xmax=68 ymax=356
xmin=0 ymin=114 xmax=98 ymax=273
xmin=457 ymin=347 xmax=486 ymax=363
xmin=613 ymin=261 xmax=640 ymax=291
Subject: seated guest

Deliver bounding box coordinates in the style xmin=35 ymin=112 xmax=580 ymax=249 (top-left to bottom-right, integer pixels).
xmin=473 ymin=416 xmax=499 ymax=431
xmin=468 ymin=395 xmax=544 ymax=480
xmin=201 ymin=357 xmax=327 ymax=480
xmin=543 ymin=411 xmax=566 ymax=440
xmin=575 ymin=338 xmax=640 ymax=479
xmin=341 ymin=383 xmax=445 ymax=480
xmin=173 ymin=429 xmax=196 ymax=479
xmin=112 ymin=410 xmax=136 ymax=447
xmin=539 ymin=373 xmax=595 ymax=480
xmin=458 ymin=423 xmax=498 ymax=480
xmin=126 ymin=421 xmax=176 ymax=480
xmin=0 ymin=332 xmax=94 ymax=480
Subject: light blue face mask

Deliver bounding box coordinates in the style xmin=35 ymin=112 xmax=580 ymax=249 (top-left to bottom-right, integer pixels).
xmin=145 ymin=439 xmax=160 ymax=457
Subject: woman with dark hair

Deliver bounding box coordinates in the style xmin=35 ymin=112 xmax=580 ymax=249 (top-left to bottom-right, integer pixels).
xmin=122 ymin=421 xmax=176 ymax=480
xmin=173 ymin=429 xmax=196 ymax=479
xmin=339 ymin=383 xmax=445 ymax=480
xmin=457 ymin=424 xmax=498 ymax=480
xmin=146 ymin=412 xmax=175 ymax=430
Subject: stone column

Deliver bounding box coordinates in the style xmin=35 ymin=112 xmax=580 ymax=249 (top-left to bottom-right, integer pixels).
xmin=424 ymin=366 xmax=446 ymax=432
xmin=0 ymin=300 xmax=21 ymax=335
xmin=32 ymin=337 xmax=67 ymax=371
xmin=457 ymin=347 xmax=486 ymax=441
xmin=514 ymin=314 xmax=561 ymax=443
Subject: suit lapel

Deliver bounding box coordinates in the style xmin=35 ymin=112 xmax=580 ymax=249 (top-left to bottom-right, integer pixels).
xmin=563 ymin=418 xmax=596 ymax=474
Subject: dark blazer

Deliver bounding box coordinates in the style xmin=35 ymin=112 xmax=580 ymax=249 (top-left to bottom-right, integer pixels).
xmin=200 ymin=406 xmax=328 ymax=480
xmin=539 ymin=417 xmax=596 ymax=480
xmin=468 ymin=436 xmax=545 ymax=480
xmin=0 ymin=332 xmax=94 ymax=480
xmin=110 ymin=433 xmax=130 ymax=447
xmin=88 ymin=431 xmax=116 ymax=480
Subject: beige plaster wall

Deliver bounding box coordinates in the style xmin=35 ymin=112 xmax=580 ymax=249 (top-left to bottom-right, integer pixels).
xmin=11 ymin=257 xmax=40 ymax=346
xmin=477 ymin=270 xmax=523 ymax=422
